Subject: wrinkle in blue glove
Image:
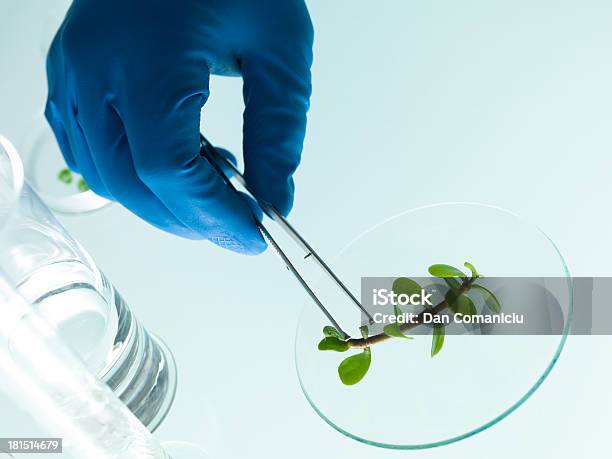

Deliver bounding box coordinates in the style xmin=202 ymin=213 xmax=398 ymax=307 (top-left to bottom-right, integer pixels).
xmin=45 ymin=0 xmax=313 ymax=255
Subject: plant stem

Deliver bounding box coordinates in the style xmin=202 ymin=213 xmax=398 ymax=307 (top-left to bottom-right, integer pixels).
xmin=346 ymin=277 xmax=476 ymax=349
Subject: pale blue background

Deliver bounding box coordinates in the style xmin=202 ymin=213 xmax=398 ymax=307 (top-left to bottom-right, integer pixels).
xmin=1 ymin=1 xmax=611 ymax=457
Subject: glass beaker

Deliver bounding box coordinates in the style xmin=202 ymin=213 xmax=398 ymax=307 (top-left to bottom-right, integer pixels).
xmin=0 ymin=270 xmax=209 ymax=459
xmin=0 ymin=135 xmax=176 ymax=432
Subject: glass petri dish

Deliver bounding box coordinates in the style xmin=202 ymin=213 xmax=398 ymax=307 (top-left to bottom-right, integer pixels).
xmin=295 ymin=202 xmax=571 ymax=449
xmin=19 ymin=112 xmax=112 ymax=214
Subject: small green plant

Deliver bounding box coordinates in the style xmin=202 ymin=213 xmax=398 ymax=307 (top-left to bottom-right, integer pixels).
xmin=77 ymin=178 xmax=89 ymax=192
xmin=58 ymin=168 xmax=73 ymax=184
xmin=317 ymin=261 xmax=501 ymax=386
xmin=57 ymin=168 xmax=89 ymax=193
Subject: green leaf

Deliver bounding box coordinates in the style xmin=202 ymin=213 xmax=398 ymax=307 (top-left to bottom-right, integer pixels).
xmin=431 ymin=326 xmax=445 ymax=357
xmin=383 ymin=323 xmax=414 ymax=340
xmin=338 ymin=348 xmax=371 ymax=385
xmin=443 ymin=277 xmax=462 ymax=294
xmin=464 ymin=261 xmax=480 ymax=279
xmin=323 ymin=326 xmax=343 ymax=340
xmin=393 ymin=304 xmax=402 ymax=317
xmin=77 ymin=178 xmax=89 ymax=192
xmin=359 ymin=325 xmax=369 ymax=340
xmin=58 ymin=168 xmax=73 ymax=184
xmin=318 ymin=337 xmax=349 ymax=352
xmin=471 ymin=284 xmax=501 ymax=313
xmin=392 ymin=277 xmax=422 ymax=296
xmin=445 ymin=290 xmax=477 ymax=316
xmin=428 ymin=264 xmax=465 ymax=278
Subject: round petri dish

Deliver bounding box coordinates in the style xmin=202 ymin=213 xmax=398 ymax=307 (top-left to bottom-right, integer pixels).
xmin=19 ymin=112 xmax=112 ymax=214
xmin=295 ymin=202 xmax=571 ymax=449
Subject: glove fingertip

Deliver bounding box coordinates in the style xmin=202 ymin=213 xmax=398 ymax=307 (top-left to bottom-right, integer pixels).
xmin=240 ymin=192 xmax=265 ymax=221
xmin=238 ymin=193 xmax=268 ymax=255
xmin=248 ymin=176 xmax=295 ymax=218
xmin=211 ymin=236 xmax=267 ymax=255
xmin=205 ymin=192 xmax=268 ymax=255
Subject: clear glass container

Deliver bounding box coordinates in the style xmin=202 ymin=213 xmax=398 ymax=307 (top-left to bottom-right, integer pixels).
xmin=0 ymin=135 xmax=175 ymax=432
xmin=295 ymin=203 xmax=571 ymax=449
xmin=0 ymin=273 xmax=170 ymax=459
xmin=0 ymin=270 xmax=208 ymax=459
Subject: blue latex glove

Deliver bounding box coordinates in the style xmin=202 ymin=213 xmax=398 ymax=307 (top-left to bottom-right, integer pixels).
xmin=45 ymin=0 xmax=313 ymax=255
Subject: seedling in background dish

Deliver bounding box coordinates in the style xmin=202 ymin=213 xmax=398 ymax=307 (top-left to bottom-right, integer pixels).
xmin=317 ymin=261 xmax=501 ymax=386
xmin=58 ymin=168 xmax=72 ymax=184
xmin=77 ymin=178 xmax=89 ymax=192
xmin=57 ymin=168 xmax=89 ymax=193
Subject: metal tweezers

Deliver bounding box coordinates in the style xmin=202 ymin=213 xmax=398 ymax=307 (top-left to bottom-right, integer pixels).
xmin=199 ymin=134 xmax=373 ymax=340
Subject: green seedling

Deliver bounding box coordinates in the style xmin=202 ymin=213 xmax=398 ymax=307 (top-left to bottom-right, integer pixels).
xmin=317 ymin=261 xmax=501 ymax=386
xmin=338 ymin=325 xmax=371 ymax=385
xmin=383 ymin=304 xmax=414 ymax=340
xmin=77 ymin=178 xmax=89 ymax=192
xmin=471 ymin=284 xmax=501 ymax=313
xmin=338 ymin=348 xmax=371 ymax=386
xmin=57 ymin=168 xmax=89 ymax=193
xmin=58 ymin=168 xmax=73 ymax=184
xmin=428 ymin=263 xmax=466 ymax=278
xmin=431 ymin=325 xmax=445 ymax=357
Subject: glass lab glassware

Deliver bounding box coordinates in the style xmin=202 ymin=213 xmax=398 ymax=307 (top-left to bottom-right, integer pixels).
xmin=295 ymin=203 xmax=571 ymax=449
xmin=19 ymin=111 xmax=112 ymax=214
xmin=0 ymin=271 xmax=208 ymax=459
xmin=0 ymin=135 xmax=176 ymax=432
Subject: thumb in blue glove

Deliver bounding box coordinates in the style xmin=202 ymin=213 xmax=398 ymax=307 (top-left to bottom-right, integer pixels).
xmin=45 ymin=0 xmax=313 ymax=255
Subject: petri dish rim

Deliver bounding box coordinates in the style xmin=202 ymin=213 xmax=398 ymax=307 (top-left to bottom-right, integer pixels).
xmin=294 ymin=201 xmax=573 ymax=450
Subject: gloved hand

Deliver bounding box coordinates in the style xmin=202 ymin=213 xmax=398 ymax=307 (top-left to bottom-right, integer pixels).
xmin=45 ymin=0 xmax=313 ymax=254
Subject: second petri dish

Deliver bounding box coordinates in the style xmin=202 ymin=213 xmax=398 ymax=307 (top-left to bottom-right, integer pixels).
xmin=19 ymin=112 xmax=112 ymax=214
xmin=295 ymin=203 xmax=571 ymax=449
